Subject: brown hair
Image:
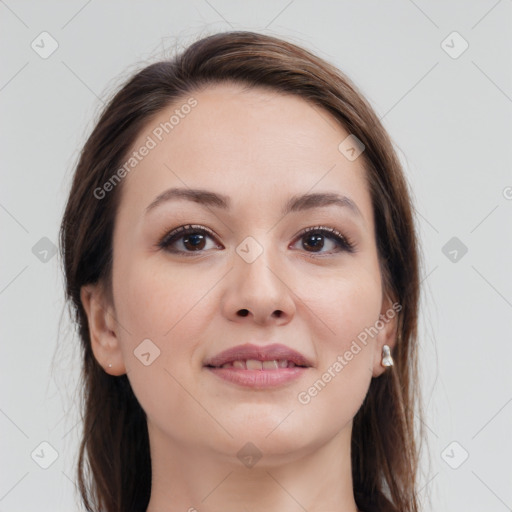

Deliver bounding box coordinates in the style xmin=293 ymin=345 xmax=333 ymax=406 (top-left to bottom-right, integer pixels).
xmin=60 ymin=31 xmax=421 ymax=512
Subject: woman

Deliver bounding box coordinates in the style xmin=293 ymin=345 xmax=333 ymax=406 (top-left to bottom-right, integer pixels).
xmin=60 ymin=30 xmax=421 ymax=512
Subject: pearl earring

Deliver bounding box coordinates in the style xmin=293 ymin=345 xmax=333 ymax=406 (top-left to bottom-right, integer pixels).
xmin=108 ymin=363 xmax=112 ymax=368
xmin=381 ymin=345 xmax=394 ymax=367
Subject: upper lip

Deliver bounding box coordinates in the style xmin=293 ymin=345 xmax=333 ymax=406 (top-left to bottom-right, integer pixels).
xmin=204 ymin=343 xmax=312 ymax=368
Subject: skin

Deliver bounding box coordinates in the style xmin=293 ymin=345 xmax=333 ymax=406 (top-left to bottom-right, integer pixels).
xmin=81 ymin=83 xmax=397 ymax=512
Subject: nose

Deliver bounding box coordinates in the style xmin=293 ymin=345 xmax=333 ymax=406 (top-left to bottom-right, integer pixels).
xmin=220 ymin=246 xmax=296 ymax=326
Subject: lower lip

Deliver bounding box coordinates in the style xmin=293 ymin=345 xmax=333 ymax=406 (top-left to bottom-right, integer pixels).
xmin=205 ymin=367 xmax=308 ymax=388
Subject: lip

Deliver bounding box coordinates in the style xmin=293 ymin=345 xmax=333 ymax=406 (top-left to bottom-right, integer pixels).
xmin=203 ymin=343 xmax=313 ymax=368
xmin=203 ymin=343 xmax=312 ymax=389
xmin=206 ymin=366 xmax=308 ymax=388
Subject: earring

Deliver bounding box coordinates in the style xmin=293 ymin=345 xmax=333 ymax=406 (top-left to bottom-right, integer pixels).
xmin=108 ymin=363 xmax=112 ymax=368
xmin=381 ymin=345 xmax=394 ymax=367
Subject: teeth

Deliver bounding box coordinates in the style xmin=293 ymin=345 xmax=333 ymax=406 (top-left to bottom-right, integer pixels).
xmin=262 ymin=360 xmax=279 ymax=370
xmin=218 ymin=359 xmax=295 ymax=370
xmin=246 ymin=359 xmax=263 ymax=370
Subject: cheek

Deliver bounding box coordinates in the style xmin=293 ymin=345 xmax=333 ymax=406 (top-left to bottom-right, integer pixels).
xmin=113 ymin=257 xmax=217 ymax=340
xmin=295 ymin=268 xmax=382 ymax=415
xmin=111 ymin=262 xmax=215 ymax=427
xmin=308 ymin=266 xmax=383 ymax=351
xmin=112 ymin=256 xmax=223 ymax=382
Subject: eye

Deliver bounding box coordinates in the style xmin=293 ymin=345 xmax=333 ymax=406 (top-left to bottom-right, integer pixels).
xmin=158 ymin=224 xmax=222 ymax=255
xmin=291 ymin=226 xmax=355 ymax=254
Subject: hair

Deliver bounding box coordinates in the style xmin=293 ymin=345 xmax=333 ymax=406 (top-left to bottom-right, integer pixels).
xmin=60 ymin=30 xmax=421 ymax=512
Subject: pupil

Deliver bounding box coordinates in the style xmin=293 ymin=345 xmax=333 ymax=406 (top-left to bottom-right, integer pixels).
xmin=184 ymin=233 xmax=205 ymax=250
xmin=304 ymin=233 xmax=324 ymax=251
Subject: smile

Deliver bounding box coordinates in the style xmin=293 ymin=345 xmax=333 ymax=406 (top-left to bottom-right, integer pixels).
xmin=208 ymin=359 xmax=304 ymax=370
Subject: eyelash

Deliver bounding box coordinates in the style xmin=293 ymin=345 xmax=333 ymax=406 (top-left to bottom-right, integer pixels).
xmin=157 ymin=224 xmax=220 ymax=256
xmin=157 ymin=224 xmax=355 ymax=256
xmin=298 ymin=226 xmax=355 ymax=254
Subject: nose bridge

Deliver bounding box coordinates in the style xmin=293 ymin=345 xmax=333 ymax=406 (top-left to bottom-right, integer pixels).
xmin=222 ymin=233 xmax=295 ymax=324
xmin=235 ymin=236 xmax=282 ymax=297
xmin=239 ymin=239 xmax=278 ymax=287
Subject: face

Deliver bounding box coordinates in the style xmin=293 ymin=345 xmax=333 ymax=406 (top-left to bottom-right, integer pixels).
xmin=84 ymin=83 xmax=397 ymax=464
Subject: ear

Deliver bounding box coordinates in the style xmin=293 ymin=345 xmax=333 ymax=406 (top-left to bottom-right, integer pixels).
xmin=371 ymin=293 xmax=400 ymax=378
xmin=80 ymin=283 xmax=126 ymax=376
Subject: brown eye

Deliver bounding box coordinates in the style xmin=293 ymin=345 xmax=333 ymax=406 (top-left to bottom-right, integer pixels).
xmin=302 ymin=232 xmax=326 ymax=251
xmin=158 ymin=225 xmax=221 ymax=254
xmin=182 ymin=232 xmax=206 ymax=250
xmin=292 ymin=226 xmax=355 ymax=254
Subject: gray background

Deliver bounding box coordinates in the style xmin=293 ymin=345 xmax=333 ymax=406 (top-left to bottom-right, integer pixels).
xmin=1 ymin=1 xmax=511 ymax=511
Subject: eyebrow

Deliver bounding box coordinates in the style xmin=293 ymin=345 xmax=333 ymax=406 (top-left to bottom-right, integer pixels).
xmin=145 ymin=187 xmax=362 ymax=218
xmin=145 ymin=188 xmax=230 ymax=213
xmin=284 ymin=191 xmax=361 ymax=218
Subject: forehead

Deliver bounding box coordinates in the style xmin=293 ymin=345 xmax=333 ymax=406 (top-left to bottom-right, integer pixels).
xmin=117 ymin=82 xmax=372 ymax=222
xmin=157 ymin=82 xmax=349 ymax=169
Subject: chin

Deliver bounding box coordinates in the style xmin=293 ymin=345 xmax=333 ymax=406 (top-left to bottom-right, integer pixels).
xmin=213 ymin=411 xmax=333 ymax=460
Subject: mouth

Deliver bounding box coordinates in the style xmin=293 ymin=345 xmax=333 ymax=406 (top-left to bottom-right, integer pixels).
xmin=204 ymin=342 xmax=312 ymax=369
xmin=206 ymin=359 xmax=306 ymax=370
xmin=203 ymin=343 xmax=312 ymax=389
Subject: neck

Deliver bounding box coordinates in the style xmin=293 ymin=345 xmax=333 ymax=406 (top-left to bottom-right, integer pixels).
xmin=145 ymin=421 xmax=359 ymax=512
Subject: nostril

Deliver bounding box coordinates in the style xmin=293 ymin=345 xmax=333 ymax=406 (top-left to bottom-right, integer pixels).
xmin=238 ymin=309 xmax=249 ymax=317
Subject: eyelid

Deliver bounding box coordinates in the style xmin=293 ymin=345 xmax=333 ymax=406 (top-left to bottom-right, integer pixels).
xmin=157 ymin=224 xmax=223 ymax=251
xmin=291 ymin=225 xmax=355 ymax=253
xmin=157 ymin=223 xmax=355 ymax=255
